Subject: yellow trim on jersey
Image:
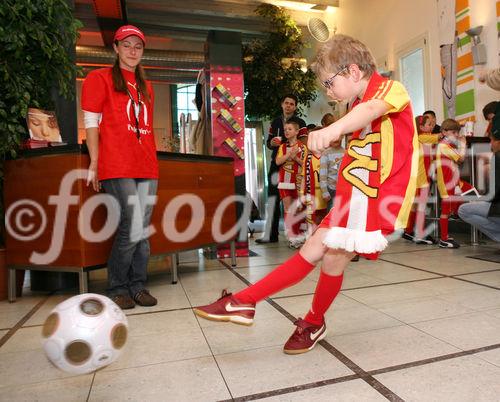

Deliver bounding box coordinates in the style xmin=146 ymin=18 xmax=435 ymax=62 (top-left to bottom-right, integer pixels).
xmin=418 ymin=133 xmax=440 ymax=144
xmin=395 ymin=131 xmax=420 ymax=229
xmin=438 ymin=142 xmax=461 ymax=163
xmin=416 ymin=143 xmax=430 ymax=189
xmin=380 ymin=117 xmax=394 ymax=184
xmin=374 ymin=81 xmax=410 ymax=115
xmin=435 ymin=142 xmax=460 ymax=199
xmin=435 ymin=150 xmax=449 ymax=199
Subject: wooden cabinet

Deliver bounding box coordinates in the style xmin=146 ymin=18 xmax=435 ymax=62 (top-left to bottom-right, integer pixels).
xmin=4 ymin=146 xmax=236 ymax=300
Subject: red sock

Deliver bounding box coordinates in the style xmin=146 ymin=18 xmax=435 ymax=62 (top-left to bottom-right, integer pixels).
xmin=440 ymin=217 xmax=448 ymax=240
xmin=406 ymin=210 xmax=416 ymax=233
xmin=235 ymin=252 xmax=315 ymax=304
xmin=305 ymin=272 xmax=343 ymax=326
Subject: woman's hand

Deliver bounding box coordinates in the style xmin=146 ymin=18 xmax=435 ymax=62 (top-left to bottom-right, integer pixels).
xmin=86 ymin=160 xmax=100 ymax=192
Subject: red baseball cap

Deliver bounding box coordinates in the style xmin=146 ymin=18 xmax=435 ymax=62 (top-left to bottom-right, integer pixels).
xmin=114 ymin=25 xmax=146 ymax=45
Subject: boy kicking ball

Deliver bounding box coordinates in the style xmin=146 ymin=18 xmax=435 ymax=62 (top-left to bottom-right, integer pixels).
xmin=194 ymin=34 xmax=419 ymax=355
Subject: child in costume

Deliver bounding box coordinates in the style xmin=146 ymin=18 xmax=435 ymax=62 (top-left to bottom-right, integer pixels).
xmin=435 ymin=119 xmax=474 ymax=248
xmin=299 ymin=134 xmax=329 ymax=237
xmin=194 ymin=34 xmax=418 ymax=355
xmin=403 ymin=114 xmax=441 ymax=244
xmin=276 ymin=117 xmax=308 ymax=248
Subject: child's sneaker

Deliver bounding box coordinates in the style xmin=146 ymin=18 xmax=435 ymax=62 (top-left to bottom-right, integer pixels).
xmin=439 ymin=238 xmax=460 ymax=249
xmin=193 ymin=290 xmax=255 ymax=326
xmin=415 ymin=235 xmax=436 ymax=245
xmin=402 ymin=231 xmax=415 ymax=241
xmin=283 ymin=318 xmax=327 ymax=354
xmin=288 ymin=238 xmax=303 ymax=249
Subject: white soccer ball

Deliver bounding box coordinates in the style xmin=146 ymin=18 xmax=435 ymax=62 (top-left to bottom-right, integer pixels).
xmin=41 ymin=293 xmax=128 ymax=374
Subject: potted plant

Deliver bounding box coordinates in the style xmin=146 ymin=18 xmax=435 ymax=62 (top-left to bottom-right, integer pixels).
xmin=0 ymin=0 xmax=82 ymax=300
xmin=243 ymin=4 xmax=317 ymax=120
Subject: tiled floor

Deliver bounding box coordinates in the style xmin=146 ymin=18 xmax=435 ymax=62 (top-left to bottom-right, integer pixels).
xmin=1 ymin=237 xmax=500 ymax=401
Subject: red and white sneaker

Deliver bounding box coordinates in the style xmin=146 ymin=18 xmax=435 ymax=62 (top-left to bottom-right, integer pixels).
xmin=283 ymin=318 xmax=327 ymax=354
xmin=193 ymin=290 xmax=256 ymax=326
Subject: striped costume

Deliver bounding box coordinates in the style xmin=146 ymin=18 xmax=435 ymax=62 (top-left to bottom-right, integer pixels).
xmin=319 ymin=72 xmax=419 ymax=259
xmin=435 ymin=139 xmax=470 ymax=199
xmin=301 ymin=151 xmax=328 ymax=230
xmin=277 ymin=142 xmax=307 ymax=193
xmin=416 ymin=133 xmax=440 ymax=189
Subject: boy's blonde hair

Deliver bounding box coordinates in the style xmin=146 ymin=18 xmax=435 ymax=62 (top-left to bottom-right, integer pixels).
xmin=311 ymin=34 xmax=377 ymax=79
xmin=441 ymin=118 xmax=461 ymax=132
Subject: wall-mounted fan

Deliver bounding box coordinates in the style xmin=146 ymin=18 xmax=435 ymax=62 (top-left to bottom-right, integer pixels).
xmin=307 ymin=17 xmax=331 ymax=42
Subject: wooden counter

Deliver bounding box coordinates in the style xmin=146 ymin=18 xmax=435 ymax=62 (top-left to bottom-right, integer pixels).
xmin=4 ymin=146 xmax=236 ymax=301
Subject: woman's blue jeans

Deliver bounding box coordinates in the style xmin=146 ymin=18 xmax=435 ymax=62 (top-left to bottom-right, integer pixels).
xmin=458 ymin=201 xmax=500 ymax=242
xmin=101 ymin=178 xmax=158 ymax=297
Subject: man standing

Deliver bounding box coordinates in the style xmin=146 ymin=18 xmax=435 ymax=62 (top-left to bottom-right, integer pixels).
xmin=256 ymin=94 xmax=307 ymax=244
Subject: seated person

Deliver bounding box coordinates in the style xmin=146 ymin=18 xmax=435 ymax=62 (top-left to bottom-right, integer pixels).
xmin=458 ymin=128 xmax=500 ymax=242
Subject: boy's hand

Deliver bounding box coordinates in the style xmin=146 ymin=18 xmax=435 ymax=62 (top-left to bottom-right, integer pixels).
xmin=308 ymin=124 xmax=341 ymax=153
xmin=289 ymin=146 xmax=299 ymax=158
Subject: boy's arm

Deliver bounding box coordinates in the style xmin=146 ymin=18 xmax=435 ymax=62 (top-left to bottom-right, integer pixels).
xmin=276 ymin=154 xmax=289 ymax=166
xmin=85 ymin=127 xmax=100 ymax=192
xmin=456 ymin=135 xmax=467 ymax=162
xmin=419 ymin=133 xmax=441 ymax=144
xmin=275 ymin=147 xmax=288 ymax=166
xmin=308 ymin=99 xmax=391 ymax=153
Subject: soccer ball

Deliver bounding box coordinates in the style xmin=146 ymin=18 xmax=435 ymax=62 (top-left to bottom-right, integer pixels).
xmin=41 ymin=293 xmax=128 ymax=374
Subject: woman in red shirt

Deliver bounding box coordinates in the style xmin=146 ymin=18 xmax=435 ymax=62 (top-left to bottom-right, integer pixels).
xmin=82 ymin=25 xmax=158 ymax=310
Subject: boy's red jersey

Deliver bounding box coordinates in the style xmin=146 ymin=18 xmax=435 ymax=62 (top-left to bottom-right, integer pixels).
xmin=320 ymin=72 xmax=419 ymax=258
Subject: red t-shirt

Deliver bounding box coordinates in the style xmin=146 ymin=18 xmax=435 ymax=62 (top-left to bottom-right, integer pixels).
xmin=81 ymin=68 xmax=159 ymax=180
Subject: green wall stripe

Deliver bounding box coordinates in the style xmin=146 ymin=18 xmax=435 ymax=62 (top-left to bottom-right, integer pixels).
xmin=458 ymin=35 xmax=471 ymax=47
xmin=456 ymin=8 xmax=469 ymax=20
xmin=455 ymin=89 xmax=475 ymax=117
xmin=457 ymin=68 xmax=474 ymax=79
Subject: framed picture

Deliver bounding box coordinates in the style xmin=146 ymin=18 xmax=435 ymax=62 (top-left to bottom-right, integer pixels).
xmin=26 ymin=108 xmax=62 ymax=142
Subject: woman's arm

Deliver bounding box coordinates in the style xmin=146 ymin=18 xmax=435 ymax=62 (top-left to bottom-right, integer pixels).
xmin=85 ymin=127 xmax=100 ymax=191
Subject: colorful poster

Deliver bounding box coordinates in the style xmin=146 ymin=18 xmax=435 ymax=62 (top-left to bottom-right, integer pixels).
xmin=209 ymin=65 xmax=248 ymax=258
xmin=454 ymin=0 xmax=475 ymax=123
xmin=26 ymin=107 xmax=62 ymax=142
xmin=210 ymin=67 xmax=246 ymax=176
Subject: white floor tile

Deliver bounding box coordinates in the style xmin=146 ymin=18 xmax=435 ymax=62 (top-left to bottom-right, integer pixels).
xmin=374 ymin=296 xmax=475 ymax=323
xmin=216 ymin=345 xmax=353 ymax=397
xmin=330 ymin=325 xmax=460 ymax=371
xmin=90 ymin=356 xmax=230 ymax=402
xmin=375 ymin=355 xmax=500 ymax=401
xmin=413 ymin=312 xmax=500 ymax=350
xmin=261 ymin=378 xmax=388 ymax=401
xmin=0 ymin=375 xmax=93 ymax=402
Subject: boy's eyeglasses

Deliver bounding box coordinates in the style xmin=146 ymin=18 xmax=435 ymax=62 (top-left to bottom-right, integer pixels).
xmin=322 ymin=66 xmax=348 ymax=90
